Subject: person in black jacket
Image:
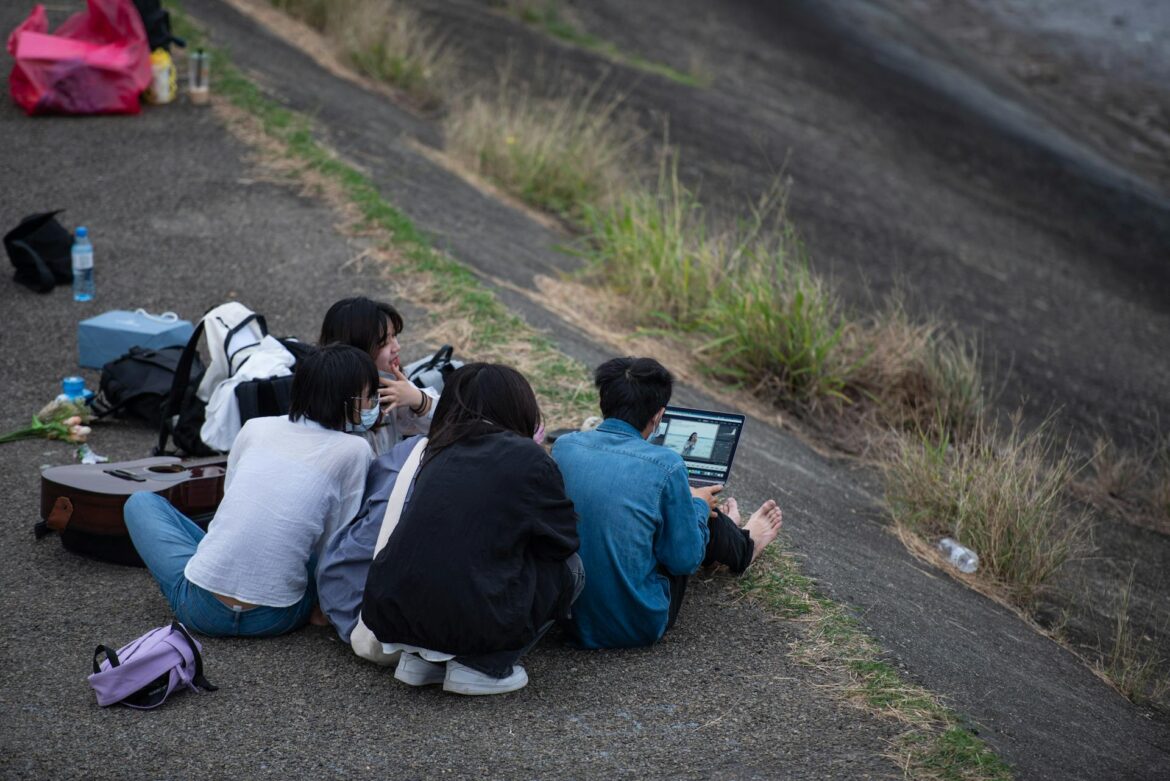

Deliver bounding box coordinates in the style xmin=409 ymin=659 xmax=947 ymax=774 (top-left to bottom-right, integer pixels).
xmin=361 ymin=363 xmax=583 ymax=695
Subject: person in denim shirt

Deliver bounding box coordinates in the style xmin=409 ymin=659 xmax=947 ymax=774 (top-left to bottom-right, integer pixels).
xmin=552 ymin=357 xmax=783 ymax=649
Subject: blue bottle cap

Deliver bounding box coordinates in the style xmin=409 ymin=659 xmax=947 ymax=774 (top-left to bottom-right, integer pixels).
xmin=63 ymin=376 xmax=86 ymax=399
xmin=76 ymin=226 xmax=88 ymax=238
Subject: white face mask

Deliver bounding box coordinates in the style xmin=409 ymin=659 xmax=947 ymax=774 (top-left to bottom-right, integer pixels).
xmin=347 ymin=404 xmax=380 ymax=433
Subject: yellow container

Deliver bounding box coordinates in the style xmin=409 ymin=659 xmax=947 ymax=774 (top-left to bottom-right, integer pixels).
xmin=144 ymin=49 xmax=176 ymax=105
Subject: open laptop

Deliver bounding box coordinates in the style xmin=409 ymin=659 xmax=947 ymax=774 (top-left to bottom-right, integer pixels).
xmin=650 ymin=406 xmax=746 ymax=487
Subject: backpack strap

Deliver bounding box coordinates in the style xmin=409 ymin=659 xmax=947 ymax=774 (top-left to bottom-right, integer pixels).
xmin=156 ymin=319 xmax=206 ymax=455
xmin=93 ymin=644 xmax=120 ymax=673
xmin=170 ymin=621 xmax=217 ymax=692
xmin=222 ymin=313 xmax=268 ymax=377
xmin=422 ymin=345 xmax=453 ymax=372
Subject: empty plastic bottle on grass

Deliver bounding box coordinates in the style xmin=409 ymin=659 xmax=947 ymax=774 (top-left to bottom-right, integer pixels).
xmin=71 ymin=226 xmax=94 ymax=301
xmin=937 ymin=537 xmax=979 ymax=574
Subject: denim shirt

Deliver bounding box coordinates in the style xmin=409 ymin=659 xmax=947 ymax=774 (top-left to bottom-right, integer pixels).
xmin=316 ymin=436 xmax=422 ymax=643
xmin=552 ymin=418 xmax=710 ymax=648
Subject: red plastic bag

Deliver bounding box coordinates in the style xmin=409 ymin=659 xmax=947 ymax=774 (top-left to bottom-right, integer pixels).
xmin=7 ymin=0 xmax=151 ymax=115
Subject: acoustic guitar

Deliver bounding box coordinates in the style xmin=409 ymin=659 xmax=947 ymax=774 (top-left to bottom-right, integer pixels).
xmin=38 ymin=456 xmax=228 ymax=567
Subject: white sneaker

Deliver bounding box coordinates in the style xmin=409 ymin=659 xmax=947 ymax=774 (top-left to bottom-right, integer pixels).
xmin=443 ymin=660 xmax=528 ymax=695
xmin=394 ymin=653 xmax=446 ymax=687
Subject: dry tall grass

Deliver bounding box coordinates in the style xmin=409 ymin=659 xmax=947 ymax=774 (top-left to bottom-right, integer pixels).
xmin=1100 ymin=568 xmax=1170 ymax=706
xmin=583 ymin=165 xmax=985 ymax=438
xmin=444 ymin=76 xmax=640 ymax=220
xmin=884 ymin=415 xmax=1089 ymax=605
xmin=1076 ymin=435 xmax=1170 ymax=534
xmin=269 ymin=0 xmax=452 ymax=106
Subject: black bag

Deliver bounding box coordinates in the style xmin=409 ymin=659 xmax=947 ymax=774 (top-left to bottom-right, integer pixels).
xmin=4 ymin=210 xmax=73 ymax=293
xmin=92 ymin=346 xmax=205 ymax=428
xmin=155 ymin=313 xmax=314 ymax=457
xmin=132 ymin=0 xmax=185 ymax=51
xmin=404 ymin=345 xmax=463 ymax=393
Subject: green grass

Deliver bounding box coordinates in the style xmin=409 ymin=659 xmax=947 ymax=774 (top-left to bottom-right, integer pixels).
xmin=742 ymin=548 xmax=1012 ymax=780
xmin=268 ymin=0 xmax=452 ymax=108
xmin=884 ymin=416 xmax=1088 ymax=607
xmin=445 ymin=76 xmax=640 ymax=221
xmin=497 ymin=0 xmax=710 ymax=88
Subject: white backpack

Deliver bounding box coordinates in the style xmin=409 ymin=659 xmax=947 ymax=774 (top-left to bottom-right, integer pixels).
xmin=156 ymin=302 xmax=301 ymax=456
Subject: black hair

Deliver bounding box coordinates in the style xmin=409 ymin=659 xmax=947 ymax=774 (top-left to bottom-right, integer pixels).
xmin=424 ymin=363 xmax=541 ymax=463
xmin=288 ymin=344 xmax=378 ymax=431
xmin=318 ymin=297 xmax=405 ymax=360
xmin=594 ymin=356 xmax=674 ymax=431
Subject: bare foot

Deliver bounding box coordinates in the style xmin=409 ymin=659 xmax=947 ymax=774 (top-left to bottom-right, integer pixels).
xmin=744 ymin=500 xmax=783 ymax=562
xmin=309 ymin=604 xmax=329 ymax=627
xmin=722 ymin=497 xmax=741 ymax=525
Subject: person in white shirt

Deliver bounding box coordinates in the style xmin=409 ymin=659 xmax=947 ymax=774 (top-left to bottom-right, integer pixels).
xmin=318 ymin=297 xmax=438 ymax=456
xmin=123 ymin=344 xmax=376 ymax=637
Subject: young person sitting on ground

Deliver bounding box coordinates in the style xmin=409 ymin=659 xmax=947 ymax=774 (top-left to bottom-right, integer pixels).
xmin=123 ymin=344 xmax=377 ymax=637
xmin=319 ymin=296 xmax=438 ymax=455
xmin=551 ymin=356 xmax=783 ymax=649
xmin=360 ymin=363 xmax=583 ymax=695
xmin=315 ymin=433 xmax=424 ymax=648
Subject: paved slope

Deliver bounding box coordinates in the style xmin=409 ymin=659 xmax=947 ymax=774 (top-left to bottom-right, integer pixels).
xmin=168 ymin=1 xmax=1170 ymax=778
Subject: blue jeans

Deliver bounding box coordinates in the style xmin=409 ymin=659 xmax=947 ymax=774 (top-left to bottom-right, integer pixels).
xmin=123 ymin=493 xmax=315 ymax=637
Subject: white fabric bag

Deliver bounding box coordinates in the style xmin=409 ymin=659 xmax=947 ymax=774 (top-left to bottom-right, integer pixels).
xmin=200 ymin=335 xmax=294 ymax=452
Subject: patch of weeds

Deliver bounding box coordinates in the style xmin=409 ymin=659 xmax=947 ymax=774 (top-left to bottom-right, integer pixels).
xmin=582 ymin=163 xmax=983 ymax=433
xmin=444 ymin=73 xmax=641 ymax=220
xmin=269 ymin=0 xmax=453 ymax=108
xmin=493 ymin=0 xmax=711 ymax=87
xmin=1075 ymin=435 xmax=1170 ymax=535
xmin=742 ymin=547 xmax=1011 ymax=780
xmin=1099 ymin=567 xmax=1170 ymax=707
xmin=182 ymin=7 xmax=1014 ymax=775
xmin=176 ymin=7 xmax=593 ymax=429
xmin=884 ymin=414 xmax=1089 ymax=607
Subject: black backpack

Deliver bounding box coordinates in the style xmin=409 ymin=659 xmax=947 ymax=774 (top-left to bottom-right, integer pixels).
xmin=132 ymin=0 xmax=185 ymax=51
xmin=91 ymin=346 xmax=205 ymax=429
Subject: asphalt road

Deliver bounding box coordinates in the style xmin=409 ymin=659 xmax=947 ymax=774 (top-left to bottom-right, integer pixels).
xmin=2 ymin=1 xmax=1169 ymax=779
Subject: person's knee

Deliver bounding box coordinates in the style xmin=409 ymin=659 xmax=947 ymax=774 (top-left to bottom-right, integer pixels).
xmin=123 ymin=491 xmax=165 ymax=533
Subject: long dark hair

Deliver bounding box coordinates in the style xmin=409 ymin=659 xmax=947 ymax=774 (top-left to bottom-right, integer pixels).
xmin=318 ymin=297 xmax=404 ymax=359
xmin=424 ymin=363 xmax=541 ymax=463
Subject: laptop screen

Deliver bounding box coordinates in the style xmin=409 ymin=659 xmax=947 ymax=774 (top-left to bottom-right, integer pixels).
xmin=650 ymin=406 xmax=746 ymax=486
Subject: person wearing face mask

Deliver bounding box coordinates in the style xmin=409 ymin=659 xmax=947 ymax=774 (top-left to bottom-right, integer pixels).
xmin=318 ymin=297 xmax=439 ymax=455
xmin=123 ymin=345 xmax=377 ymax=637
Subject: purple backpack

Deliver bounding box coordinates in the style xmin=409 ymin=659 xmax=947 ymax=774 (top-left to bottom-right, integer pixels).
xmin=87 ymin=621 xmax=217 ymax=708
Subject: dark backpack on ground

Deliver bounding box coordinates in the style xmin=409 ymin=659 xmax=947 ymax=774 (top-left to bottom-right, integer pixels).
xmin=4 ymin=210 xmax=72 ymax=293
xmin=132 ymin=0 xmax=185 ymax=51
xmin=91 ymin=346 xmax=205 ymax=429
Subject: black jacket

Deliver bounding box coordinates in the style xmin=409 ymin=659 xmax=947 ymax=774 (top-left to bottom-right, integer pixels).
xmin=361 ymin=430 xmax=580 ymax=655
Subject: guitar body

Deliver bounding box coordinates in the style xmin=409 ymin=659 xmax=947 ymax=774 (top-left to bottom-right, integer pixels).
xmin=38 ymin=456 xmax=227 ymax=567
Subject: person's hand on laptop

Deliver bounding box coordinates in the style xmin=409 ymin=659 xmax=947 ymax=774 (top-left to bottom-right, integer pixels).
xmin=691 ymin=484 xmax=723 ymax=517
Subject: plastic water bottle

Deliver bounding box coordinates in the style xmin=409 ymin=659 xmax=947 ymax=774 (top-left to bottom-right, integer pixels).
xmin=72 ymin=226 xmax=94 ymax=301
xmin=937 ymin=537 xmax=979 ymax=574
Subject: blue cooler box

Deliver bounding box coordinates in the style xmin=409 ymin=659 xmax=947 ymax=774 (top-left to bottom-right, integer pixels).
xmin=78 ymin=310 xmax=195 ymax=369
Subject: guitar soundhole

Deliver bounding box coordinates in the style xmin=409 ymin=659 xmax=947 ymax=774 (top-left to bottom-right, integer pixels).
xmin=147 ymin=465 xmax=186 ymax=474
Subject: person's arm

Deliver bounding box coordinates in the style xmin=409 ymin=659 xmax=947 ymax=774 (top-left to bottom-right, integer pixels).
xmin=654 ymin=464 xmax=710 ymax=576
xmin=525 ymin=455 xmax=580 ymax=562
xmin=395 ymin=386 xmax=440 ymax=435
